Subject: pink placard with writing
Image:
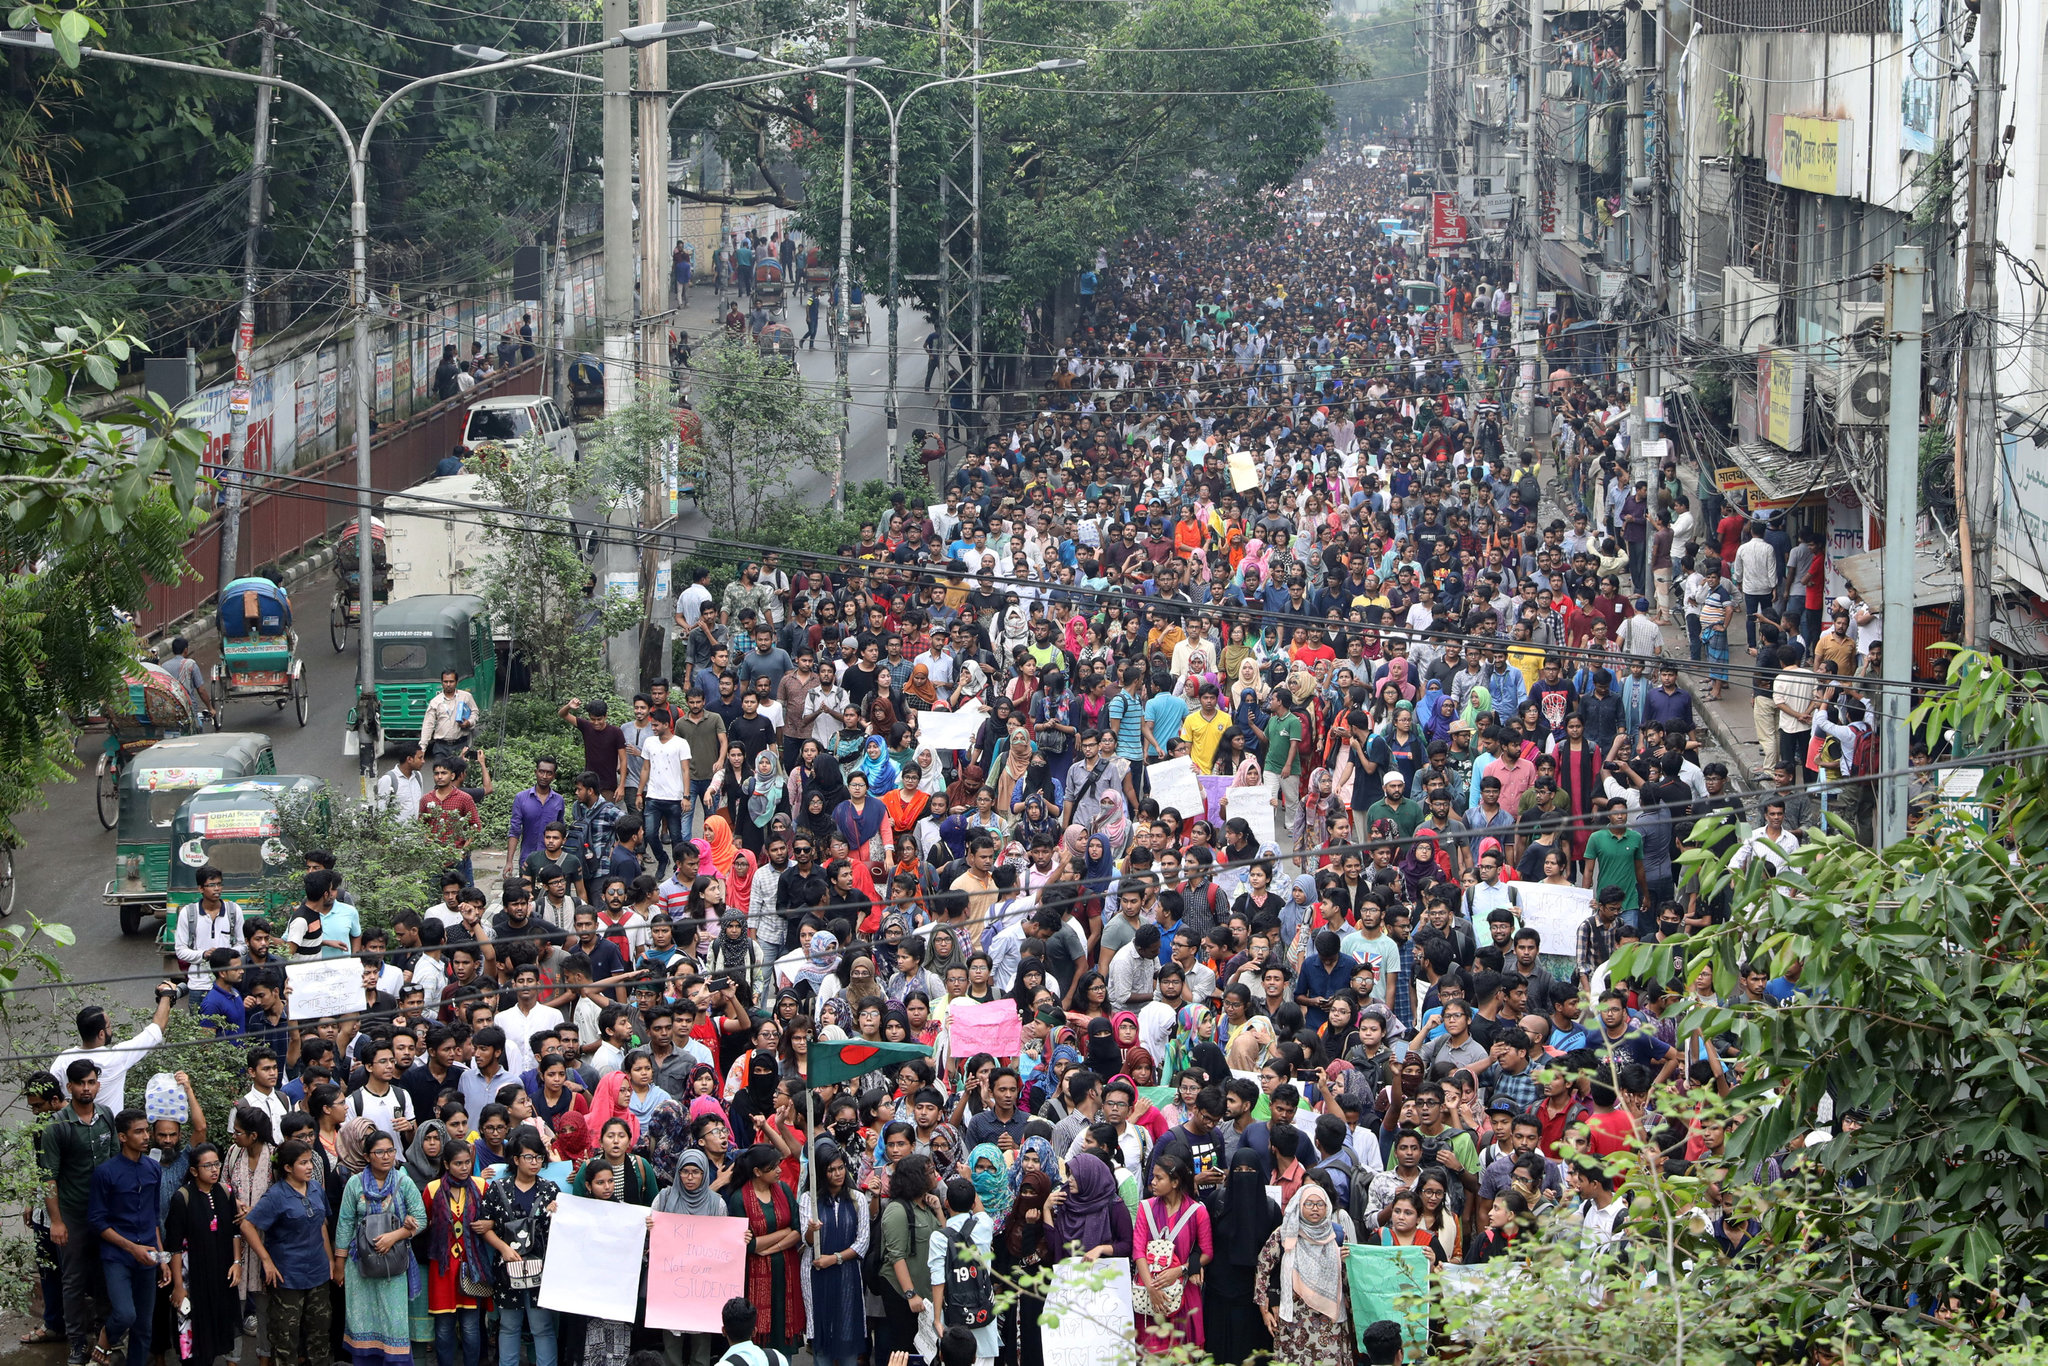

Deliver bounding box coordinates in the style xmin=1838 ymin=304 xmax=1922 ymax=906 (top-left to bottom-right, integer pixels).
xmin=949 ymin=997 xmax=1023 ymax=1058
xmin=644 ymin=1213 xmax=746 ymax=1332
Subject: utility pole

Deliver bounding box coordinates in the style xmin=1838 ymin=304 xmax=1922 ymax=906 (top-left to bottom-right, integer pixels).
xmin=1956 ymin=0 xmax=2003 ymax=649
xmin=636 ymin=0 xmax=670 ymax=671
xmin=1623 ymin=0 xmax=1645 ymax=484
xmin=217 ymin=0 xmax=279 ymax=588
xmin=601 ymin=0 xmax=635 ymax=416
xmin=1879 ymin=246 xmax=1925 ymax=849
xmin=601 ymin=0 xmax=637 ymax=692
xmin=833 ymin=0 xmax=858 ymax=515
xmin=1516 ymin=0 xmax=1545 ymax=446
xmin=549 ymin=15 xmax=577 ymax=412
xmin=966 ymin=0 xmax=984 ymax=443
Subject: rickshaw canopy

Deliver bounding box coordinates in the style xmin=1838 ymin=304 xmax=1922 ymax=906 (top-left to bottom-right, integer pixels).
xmin=219 ymin=577 xmax=293 ymax=638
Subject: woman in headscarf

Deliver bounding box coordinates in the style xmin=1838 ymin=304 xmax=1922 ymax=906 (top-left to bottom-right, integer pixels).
xmin=832 ymin=772 xmax=892 ymax=871
xmin=1207 ymin=1148 xmax=1282 ymax=1366
xmin=903 ymin=662 xmax=939 ymax=712
xmin=1397 ymin=829 xmax=1450 ymax=900
xmin=1091 ymin=790 xmax=1132 ymax=859
xmin=944 ymin=762 xmax=987 ymax=813
xmin=333 ymin=1127 xmax=426 ymax=1366
xmin=1014 ymin=793 xmax=1064 ymax=855
xmin=1078 ymin=833 xmax=1117 ymax=906
xmin=702 ymin=813 xmax=743 ymax=884
xmin=739 ymin=748 xmax=788 ymax=856
xmin=403 ymin=1119 xmax=450 ymax=1189
xmin=1043 ymin=1151 xmax=1133 ymax=1263
xmin=1420 ymin=684 xmax=1457 ymax=747
xmin=968 ymin=1144 xmax=1014 ymax=1226
xmin=1083 ymin=1017 xmax=1124 ymax=1080
xmin=419 ymin=1138 xmax=491 ymax=1366
xmin=797 ymin=787 xmax=839 ymax=848
xmin=792 ymin=929 xmax=842 ymax=1009
xmin=922 ymin=924 xmax=968 ymax=982
xmin=1252 ymin=1185 xmax=1350 ymax=1366
xmin=581 ymin=1072 xmax=641 ymax=1148
xmin=857 ymin=735 xmax=901 ymax=797
xmin=1459 ymin=682 xmax=1494 ymax=733
xmin=1001 ymin=1137 xmax=1058 ymax=1366
xmin=879 ymin=763 xmax=931 ymax=857
xmin=799 ymin=1138 xmax=867 ymax=1366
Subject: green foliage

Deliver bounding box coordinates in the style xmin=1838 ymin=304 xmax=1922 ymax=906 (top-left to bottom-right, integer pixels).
xmin=0 ymin=262 xmax=209 ymax=840
xmin=468 ymin=430 xmax=641 ymax=700
xmin=264 ymin=785 xmax=460 ymax=932
xmin=789 ymin=0 xmax=1338 ymax=349
xmin=1597 ymin=652 xmax=2048 ymax=1336
xmin=687 ymin=332 xmax=840 ymax=540
xmin=1328 ymin=2 xmax=1424 ymax=135
xmin=753 ymin=476 xmax=936 ymax=556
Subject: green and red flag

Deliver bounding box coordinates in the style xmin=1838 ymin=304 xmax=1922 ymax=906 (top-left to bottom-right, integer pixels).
xmin=807 ymin=1039 xmax=934 ymax=1087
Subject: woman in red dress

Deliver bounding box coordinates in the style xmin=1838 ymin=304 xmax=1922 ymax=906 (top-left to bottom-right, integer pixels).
xmin=422 ymin=1144 xmax=491 ymax=1366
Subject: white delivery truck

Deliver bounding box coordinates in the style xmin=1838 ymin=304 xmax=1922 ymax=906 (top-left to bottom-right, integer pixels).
xmin=382 ymin=472 xmax=495 ymax=605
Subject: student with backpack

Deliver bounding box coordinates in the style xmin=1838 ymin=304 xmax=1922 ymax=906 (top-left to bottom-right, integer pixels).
xmin=927 ymin=1177 xmax=999 ymax=1364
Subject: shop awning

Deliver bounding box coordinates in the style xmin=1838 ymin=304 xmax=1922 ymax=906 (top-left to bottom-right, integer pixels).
xmin=1835 ymin=548 xmax=1960 ymax=609
xmin=1717 ymin=442 xmax=1838 ymax=505
xmin=1539 ymin=240 xmax=1597 ymax=300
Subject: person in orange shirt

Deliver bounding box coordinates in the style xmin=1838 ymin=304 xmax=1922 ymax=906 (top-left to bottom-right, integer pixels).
xmin=1173 ymin=513 xmax=1206 ymax=560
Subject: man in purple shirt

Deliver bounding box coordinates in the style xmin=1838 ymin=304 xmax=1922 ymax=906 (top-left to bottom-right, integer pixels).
xmin=1640 ymin=663 xmax=1697 ymax=739
xmin=506 ymin=756 xmax=566 ymax=871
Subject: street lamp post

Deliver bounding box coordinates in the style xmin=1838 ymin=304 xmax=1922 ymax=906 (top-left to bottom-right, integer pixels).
xmin=3 ymin=21 xmax=714 ymax=785
xmin=822 ymin=60 xmax=1082 ymax=484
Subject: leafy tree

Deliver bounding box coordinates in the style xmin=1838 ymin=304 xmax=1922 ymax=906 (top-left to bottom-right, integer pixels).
xmin=467 ymin=430 xmax=642 ymax=701
xmin=1602 ymin=652 xmax=2048 ymax=1331
xmin=1329 ymin=2 xmax=1425 ymax=136
xmin=686 ymin=331 xmax=840 ymax=540
xmin=0 ymin=260 xmax=209 ymax=842
xmin=778 ymin=0 xmax=1340 ymax=352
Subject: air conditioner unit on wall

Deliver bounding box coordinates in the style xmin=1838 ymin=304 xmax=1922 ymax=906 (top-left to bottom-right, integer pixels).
xmin=1834 ymin=300 xmax=1889 ymax=424
xmin=1723 ymin=266 xmax=1781 ymax=351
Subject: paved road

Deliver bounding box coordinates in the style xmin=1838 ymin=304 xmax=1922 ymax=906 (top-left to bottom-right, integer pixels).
xmin=17 ymin=293 xmax=936 ymax=1017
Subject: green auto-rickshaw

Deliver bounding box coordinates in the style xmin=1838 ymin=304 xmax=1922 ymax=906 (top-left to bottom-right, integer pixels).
xmin=371 ymin=595 xmax=496 ymax=752
xmin=105 ymin=732 xmax=275 ymax=936
xmin=158 ymin=775 xmax=331 ymax=964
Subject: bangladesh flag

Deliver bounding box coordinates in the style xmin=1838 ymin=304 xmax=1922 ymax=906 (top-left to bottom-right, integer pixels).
xmin=808 ymin=1039 xmax=935 ymax=1087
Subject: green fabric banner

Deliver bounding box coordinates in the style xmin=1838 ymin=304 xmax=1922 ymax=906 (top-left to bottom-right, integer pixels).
xmin=1344 ymin=1243 xmax=1430 ymax=1351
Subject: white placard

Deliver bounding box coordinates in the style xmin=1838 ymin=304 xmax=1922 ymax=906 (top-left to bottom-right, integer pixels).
xmin=917 ymin=702 xmax=987 ymax=752
xmin=1146 ymin=757 xmax=1203 ymax=818
xmin=1041 ymin=1256 xmax=1136 ymax=1366
xmin=286 ymin=957 xmax=363 ymax=1020
xmin=536 ymin=1193 xmax=649 ymax=1323
xmin=1512 ymin=881 xmax=1595 ymax=955
xmin=1225 ymin=776 xmax=1279 ymax=848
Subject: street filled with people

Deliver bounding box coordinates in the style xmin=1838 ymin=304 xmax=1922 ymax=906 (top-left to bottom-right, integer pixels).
xmin=36 ymin=149 xmax=1863 ymax=1366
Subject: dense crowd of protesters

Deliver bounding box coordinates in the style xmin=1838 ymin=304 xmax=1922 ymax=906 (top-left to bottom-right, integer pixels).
xmin=32 ymin=149 xmax=1869 ymax=1366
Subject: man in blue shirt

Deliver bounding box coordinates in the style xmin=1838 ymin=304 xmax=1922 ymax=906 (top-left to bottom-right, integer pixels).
xmin=197 ymin=949 xmax=248 ymax=1036
xmin=86 ymin=1110 xmax=165 ymax=1366
xmin=1142 ymin=669 xmax=1189 ymax=760
xmin=1294 ymin=931 xmax=1359 ymax=1033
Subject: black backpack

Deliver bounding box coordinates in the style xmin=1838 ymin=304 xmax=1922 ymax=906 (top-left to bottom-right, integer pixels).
xmin=861 ymin=1198 xmax=903 ymax=1294
xmin=936 ymin=1215 xmax=994 ymax=1328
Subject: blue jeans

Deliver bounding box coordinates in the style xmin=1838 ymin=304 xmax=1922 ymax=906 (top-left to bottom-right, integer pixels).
xmin=497 ymin=1301 xmax=557 ymax=1366
xmin=644 ymin=798 xmax=686 ymax=876
xmin=100 ymin=1257 xmax=158 ymax=1366
xmin=680 ymin=777 xmax=711 ymax=842
xmin=435 ymin=1307 xmax=482 ymax=1366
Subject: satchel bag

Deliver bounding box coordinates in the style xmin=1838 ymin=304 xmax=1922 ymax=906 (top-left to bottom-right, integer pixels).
xmin=353 ymin=1191 xmax=410 ymax=1280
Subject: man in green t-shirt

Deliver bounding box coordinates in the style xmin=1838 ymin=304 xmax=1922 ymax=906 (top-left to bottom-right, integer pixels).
xmin=1582 ymin=796 xmax=1647 ymax=915
xmin=1256 ymin=692 xmax=1304 ymax=850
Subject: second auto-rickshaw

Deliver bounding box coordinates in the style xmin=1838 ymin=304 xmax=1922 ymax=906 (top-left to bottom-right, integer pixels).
xmin=105 ymin=732 xmax=276 ymax=935
xmin=371 ymin=595 xmax=496 ymax=751
xmin=156 ymin=775 xmax=331 ymax=964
